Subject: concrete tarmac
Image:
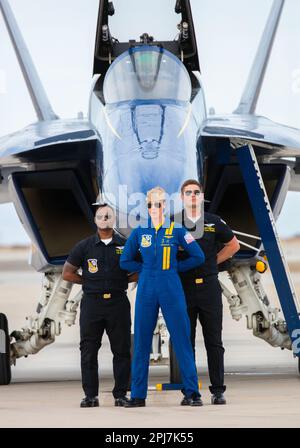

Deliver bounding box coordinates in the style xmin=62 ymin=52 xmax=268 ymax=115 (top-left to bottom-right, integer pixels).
xmin=1 ymin=247 xmax=300 ymax=428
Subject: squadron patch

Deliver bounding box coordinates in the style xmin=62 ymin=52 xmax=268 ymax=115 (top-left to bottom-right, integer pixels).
xmin=115 ymin=246 xmax=124 ymax=255
xmin=141 ymin=234 xmax=152 ymax=248
xmin=87 ymin=259 xmax=98 ymax=273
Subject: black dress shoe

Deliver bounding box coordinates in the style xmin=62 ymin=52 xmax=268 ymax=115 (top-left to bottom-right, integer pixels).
xmin=181 ymin=395 xmax=203 ymax=407
xmin=80 ymin=396 xmax=99 ymax=408
xmin=115 ymin=396 xmax=130 ymax=407
xmin=124 ymin=398 xmax=146 ymax=408
xmin=211 ymin=393 xmax=226 ymax=405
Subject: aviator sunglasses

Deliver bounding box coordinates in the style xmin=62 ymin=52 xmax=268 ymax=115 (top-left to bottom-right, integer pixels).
xmin=147 ymin=202 xmax=163 ymax=209
xmin=184 ymin=190 xmax=202 ymax=196
xmin=96 ymin=213 xmax=113 ymax=220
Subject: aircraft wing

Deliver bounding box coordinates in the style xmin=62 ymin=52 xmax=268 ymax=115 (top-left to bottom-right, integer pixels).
xmin=201 ymin=114 xmax=300 ymax=157
xmin=0 ymin=119 xmax=98 ymax=163
xmin=0 ymin=119 xmax=99 ymax=205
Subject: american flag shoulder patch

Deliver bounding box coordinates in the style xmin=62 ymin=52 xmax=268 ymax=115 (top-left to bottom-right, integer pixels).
xmin=184 ymin=232 xmax=195 ymax=244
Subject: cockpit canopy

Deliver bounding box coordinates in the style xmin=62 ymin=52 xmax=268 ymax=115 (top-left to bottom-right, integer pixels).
xmin=103 ymin=46 xmax=192 ymax=104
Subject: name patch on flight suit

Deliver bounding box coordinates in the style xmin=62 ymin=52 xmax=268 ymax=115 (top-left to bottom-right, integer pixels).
xmin=87 ymin=259 xmax=98 ymax=273
xmin=141 ymin=235 xmax=152 ymax=248
xmin=161 ymin=238 xmax=173 ymax=247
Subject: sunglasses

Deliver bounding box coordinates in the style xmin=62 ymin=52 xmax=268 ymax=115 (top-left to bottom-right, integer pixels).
xmin=184 ymin=190 xmax=202 ymax=196
xmin=147 ymin=202 xmax=163 ymax=209
xmin=96 ymin=214 xmax=113 ymax=220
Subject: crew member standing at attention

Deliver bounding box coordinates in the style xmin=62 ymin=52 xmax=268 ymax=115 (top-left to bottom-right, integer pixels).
xmin=120 ymin=186 xmax=205 ymax=407
xmin=174 ymin=179 xmax=240 ymax=405
xmin=62 ymin=204 xmax=131 ymax=408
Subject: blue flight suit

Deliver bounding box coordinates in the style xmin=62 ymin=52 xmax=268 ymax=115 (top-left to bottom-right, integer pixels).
xmin=120 ymin=218 xmax=205 ymax=399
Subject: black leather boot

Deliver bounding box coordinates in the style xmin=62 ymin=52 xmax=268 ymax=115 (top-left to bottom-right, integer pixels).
xmin=80 ymin=396 xmax=99 ymax=408
xmin=115 ymin=396 xmax=130 ymax=407
xmin=211 ymin=393 xmax=226 ymax=405
xmin=181 ymin=395 xmax=203 ymax=406
xmin=124 ymin=398 xmax=146 ymax=408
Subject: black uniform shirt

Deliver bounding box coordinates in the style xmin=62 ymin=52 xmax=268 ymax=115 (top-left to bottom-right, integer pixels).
xmin=66 ymin=231 xmax=129 ymax=295
xmin=174 ymin=211 xmax=234 ymax=292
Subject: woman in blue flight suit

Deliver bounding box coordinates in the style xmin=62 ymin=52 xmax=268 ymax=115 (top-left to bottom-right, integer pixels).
xmin=120 ymin=187 xmax=205 ymax=407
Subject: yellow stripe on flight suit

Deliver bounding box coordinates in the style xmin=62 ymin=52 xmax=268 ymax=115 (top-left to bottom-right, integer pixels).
xmin=165 ymin=221 xmax=174 ymax=235
xmin=163 ymin=247 xmax=167 ymax=270
xmin=162 ymin=222 xmax=174 ymax=269
xmin=166 ymin=246 xmax=170 ymax=270
xmin=163 ymin=246 xmax=171 ymax=270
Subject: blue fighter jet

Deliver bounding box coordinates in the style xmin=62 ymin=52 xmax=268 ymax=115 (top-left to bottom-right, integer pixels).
xmin=0 ymin=0 xmax=300 ymax=386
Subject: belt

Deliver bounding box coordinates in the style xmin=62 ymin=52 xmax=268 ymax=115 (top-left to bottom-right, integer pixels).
xmin=84 ymin=291 xmax=126 ymax=300
xmin=192 ymin=275 xmax=218 ymax=285
xmin=100 ymin=291 xmax=126 ymax=300
xmin=195 ymin=278 xmax=204 ymax=284
xmin=101 ymin=293 xmax=112 ymax=300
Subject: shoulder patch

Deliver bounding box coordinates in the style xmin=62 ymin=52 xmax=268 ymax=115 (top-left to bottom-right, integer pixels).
xmin=184 ymin=233 xmax=195 ymax=244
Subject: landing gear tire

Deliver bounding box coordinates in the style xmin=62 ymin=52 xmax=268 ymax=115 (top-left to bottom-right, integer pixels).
xmin=169 ymin=339 xmax=182 ymax=384
xmin=0 ymin=313 xmax=11 ymax=385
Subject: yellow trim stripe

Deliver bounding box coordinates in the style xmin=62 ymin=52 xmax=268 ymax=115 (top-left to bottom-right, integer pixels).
xmin=165 ymin=221 xmax=174 ymax=236
xmin=166 ymin=247 xmax=171 ymax=270
xmin=162 ymin=246 xmax=171 ymax=270
xmin=163 ymin=247 xmax=167 ymax=270
xmin=170 ymin=222 xmax=174 ymax=235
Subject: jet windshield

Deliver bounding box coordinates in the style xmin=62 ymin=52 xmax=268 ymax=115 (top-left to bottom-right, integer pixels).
xmin=104 ymin=46 xmax=191 ymax=104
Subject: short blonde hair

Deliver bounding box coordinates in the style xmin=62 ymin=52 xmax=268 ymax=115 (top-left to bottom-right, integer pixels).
xmin=146 ymin=186 xmax=166 ymax=203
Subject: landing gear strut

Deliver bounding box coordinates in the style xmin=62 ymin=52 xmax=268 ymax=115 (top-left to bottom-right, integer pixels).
xmin=0 ymin=313 xmax=11 ymax=385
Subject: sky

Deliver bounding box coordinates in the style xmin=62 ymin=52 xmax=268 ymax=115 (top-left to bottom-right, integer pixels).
xmin=0 ymin=0 xmax=299 ymax=245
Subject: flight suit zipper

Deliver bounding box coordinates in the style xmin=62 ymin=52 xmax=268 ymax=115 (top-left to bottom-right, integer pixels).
xmin=155 ymin=227 xmax=162 ymax=271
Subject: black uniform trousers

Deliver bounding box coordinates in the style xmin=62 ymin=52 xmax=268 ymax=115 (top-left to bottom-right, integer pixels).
xmin=185 ymin=279 xmax=226 ymax=395
xmin=79 ymin=291 xmax=131 ymax=398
